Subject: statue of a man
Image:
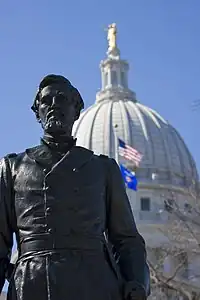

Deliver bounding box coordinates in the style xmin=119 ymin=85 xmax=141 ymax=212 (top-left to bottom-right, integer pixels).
xmin=0 ymin=74 xmax=150 ymax=300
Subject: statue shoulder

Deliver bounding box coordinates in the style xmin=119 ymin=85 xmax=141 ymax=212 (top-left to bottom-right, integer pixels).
xmin=6 ymin=153 xmax=17 ymax=158
xmin=99 ymin=154 xmax=117 ymax=163
xmin=99 ymin=154 xmax=109 ymax=159
xmin=0 ymin=151 xmax=25 ymax=171
xmin=5 ymin=151 xmax=25 ymax=164
xmin=99 ymin=154 xmax=118 ymax=168
xmin=0 ymin=153 xmax=17 ymax=170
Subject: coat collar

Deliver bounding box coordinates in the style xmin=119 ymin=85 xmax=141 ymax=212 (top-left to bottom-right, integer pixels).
xmin=25 ymin=144 xmax=94 ymax=172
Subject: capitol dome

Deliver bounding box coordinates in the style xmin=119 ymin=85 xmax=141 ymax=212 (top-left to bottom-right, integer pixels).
xmin=73 ymin=93 xmax=198 ymax=188
xmin=73 ymin=35 xmax=198 ymax=190
xmin=73 ymin=24 xmax=200 ymax=298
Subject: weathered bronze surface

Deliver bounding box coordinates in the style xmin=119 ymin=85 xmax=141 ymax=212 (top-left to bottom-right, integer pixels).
xmin=0 ymin=75 xmax=150 ymax=299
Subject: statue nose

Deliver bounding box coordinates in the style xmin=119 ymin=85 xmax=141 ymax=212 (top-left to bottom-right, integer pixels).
xmin=51 ymin=96 xmax=59 ymax=108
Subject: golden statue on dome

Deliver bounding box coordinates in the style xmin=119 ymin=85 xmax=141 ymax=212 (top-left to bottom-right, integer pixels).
xmin=107 ymin=23 xmax=117 ymax=52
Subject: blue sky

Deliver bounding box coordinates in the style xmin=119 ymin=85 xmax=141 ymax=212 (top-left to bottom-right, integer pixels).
xmin=0 ymin=1 xmax=199 ymax=172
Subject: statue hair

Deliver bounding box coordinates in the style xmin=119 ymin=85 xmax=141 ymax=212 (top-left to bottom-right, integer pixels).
xmin=31 ymin=74 xmax=84 ymax=121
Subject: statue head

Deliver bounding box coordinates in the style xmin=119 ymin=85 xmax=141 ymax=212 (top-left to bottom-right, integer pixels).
xmin=31 ymin=74 xmax=84 ymax=137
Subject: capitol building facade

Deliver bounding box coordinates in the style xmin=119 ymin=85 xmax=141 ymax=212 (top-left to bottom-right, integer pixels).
xmin=73 ymin=25 xmax=200 ymax=299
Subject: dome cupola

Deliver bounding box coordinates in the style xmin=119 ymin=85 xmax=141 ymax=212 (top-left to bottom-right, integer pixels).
xmin=72 ymin=24 xmax=198 ymax=190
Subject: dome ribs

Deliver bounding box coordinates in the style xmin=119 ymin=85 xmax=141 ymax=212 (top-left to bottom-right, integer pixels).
xmin=103 ymin=100 xmax=113 ymax=157
xmin=73 ymin=105 xmax=96 ymax=148
xmin=89 ymin=102 xmax=106 ymax=154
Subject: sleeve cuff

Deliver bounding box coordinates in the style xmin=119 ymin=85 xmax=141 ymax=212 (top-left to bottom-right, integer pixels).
xmin=0 ymin=258 xmax=9 ymax=292
xmin=124 ymin=281 xmax=147 ymax=299
xmin=5 ymin=263 xmax=15 ymax=282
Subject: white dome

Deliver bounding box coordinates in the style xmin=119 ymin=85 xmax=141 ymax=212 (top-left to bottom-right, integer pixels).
xmin=73 ymin=40 xmax=198 ymax=190
xmin=73 ymin=95 xmax=198 ymax=188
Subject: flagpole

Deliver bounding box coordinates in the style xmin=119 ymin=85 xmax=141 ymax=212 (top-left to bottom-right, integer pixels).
xmin=114 ymin=124 xmax=119 ymax=165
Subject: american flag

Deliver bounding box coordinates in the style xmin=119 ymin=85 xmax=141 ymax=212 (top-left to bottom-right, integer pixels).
xmin=118 ymin=139 xmax=143 ymax=167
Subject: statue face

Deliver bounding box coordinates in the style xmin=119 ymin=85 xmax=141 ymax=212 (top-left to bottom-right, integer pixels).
xmin=38 ymin=83 xmax=77 ymax=136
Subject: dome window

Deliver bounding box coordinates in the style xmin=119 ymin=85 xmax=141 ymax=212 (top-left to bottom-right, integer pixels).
xmin=111 ymin=70 xmax=118 ymax=86
xmin=121 ymin=71 xmax=127 ymax=88
xmin=104 ymin=72 xmax=108 ymax=87
xmin=184 ymin=202 xmax=192 ymax=213
xmin=140 ymin=197 xmax=151 ymax=211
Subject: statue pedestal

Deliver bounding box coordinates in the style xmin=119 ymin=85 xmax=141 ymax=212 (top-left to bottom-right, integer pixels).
xmin=107 ymin=47 xmax=120 ymax=59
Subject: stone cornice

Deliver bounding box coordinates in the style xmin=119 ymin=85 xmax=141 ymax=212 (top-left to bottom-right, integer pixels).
xmin=138 ymin=182 xmax=195 ymax=197
xmin=96 ymin=87 xmax=136 ymax=103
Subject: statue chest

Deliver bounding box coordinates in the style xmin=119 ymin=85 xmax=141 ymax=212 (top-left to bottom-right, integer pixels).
xmin=12 ymin=154 xmax=107 ymax=235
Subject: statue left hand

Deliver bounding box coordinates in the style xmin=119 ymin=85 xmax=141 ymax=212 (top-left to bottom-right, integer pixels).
xmin=127 ymin=289 xmax=147 ymax=300
xmin=128 ymin=294 xmax=146 ymax=300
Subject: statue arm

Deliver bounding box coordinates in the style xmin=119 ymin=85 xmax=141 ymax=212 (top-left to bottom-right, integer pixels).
xmin=106 ymin=158 xmax=150 ymax=299
xmin=0 ymin=157 xmax=14 ymax=292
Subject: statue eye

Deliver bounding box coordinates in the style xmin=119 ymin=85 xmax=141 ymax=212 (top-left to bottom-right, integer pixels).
xmin=41 ymin=95 xmax=52 ymax=105
xmin=56 ymin=93 xmax=66 ymax=102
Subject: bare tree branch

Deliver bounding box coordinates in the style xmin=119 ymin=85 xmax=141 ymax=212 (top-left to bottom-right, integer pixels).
xmin=148 ymin=188 xmax=200 ymax=299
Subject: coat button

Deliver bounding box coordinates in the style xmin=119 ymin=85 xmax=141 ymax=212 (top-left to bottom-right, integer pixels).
xmin=43 ymin=186 xmax=49 ymax=191
xmin=46 ymin=207 xmax=51 ymax=213
xmin=48 ymin=228 xmax=53 ymax=233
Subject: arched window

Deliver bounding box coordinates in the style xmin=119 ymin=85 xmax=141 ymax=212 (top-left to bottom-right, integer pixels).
xmin=104 ymin=72 xmax=108 ymax=87
xmin=111 ymin=70 xmax=117 ymax=86
xmin=121 ymin=71 xmax=127 ymax=88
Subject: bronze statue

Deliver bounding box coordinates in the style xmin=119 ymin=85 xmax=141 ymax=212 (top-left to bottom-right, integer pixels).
xmin=0 ymin=74 xmax=150 ymax=300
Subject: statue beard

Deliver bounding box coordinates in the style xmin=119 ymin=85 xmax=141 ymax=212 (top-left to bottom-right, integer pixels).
xmin=43 ymin=115 xmax=66 ymax=134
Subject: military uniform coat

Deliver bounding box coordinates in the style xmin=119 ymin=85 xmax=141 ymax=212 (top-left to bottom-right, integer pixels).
xmin=0 ymin=144 xmax=150 ymax=300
